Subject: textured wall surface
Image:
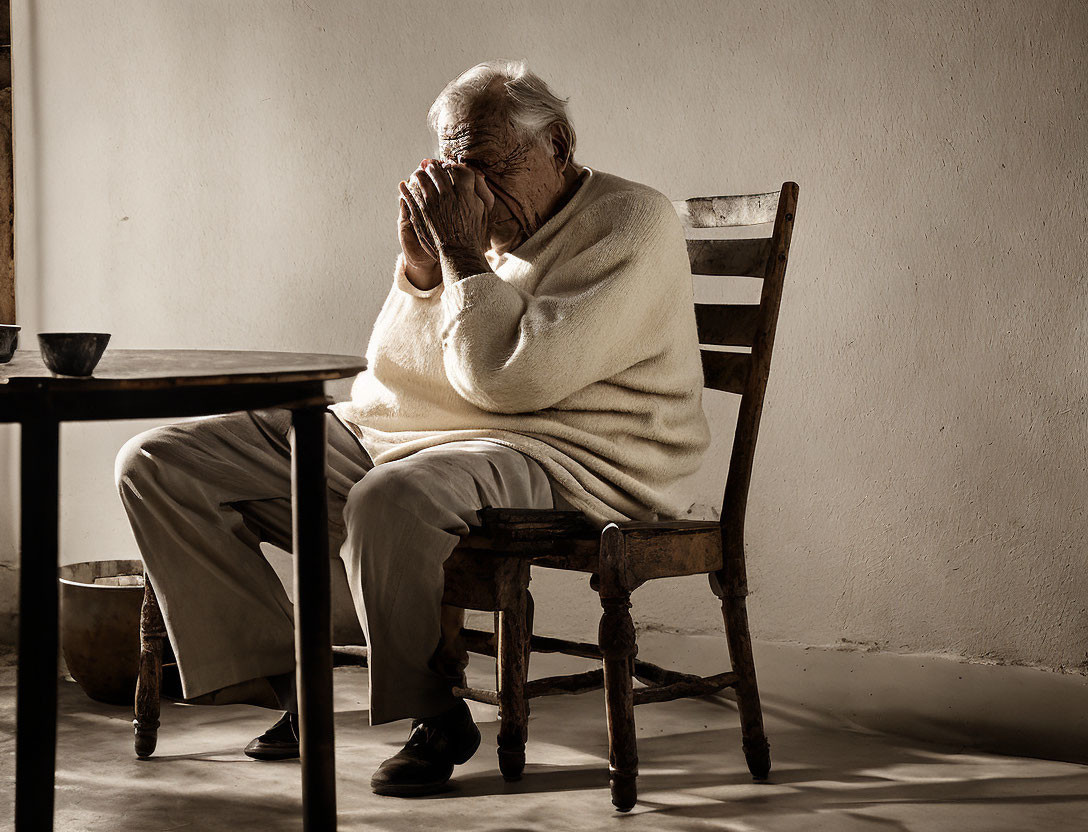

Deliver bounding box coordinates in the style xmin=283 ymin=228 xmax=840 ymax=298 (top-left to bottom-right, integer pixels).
xmin=1 ymin=1 xmax=1084 ymax=673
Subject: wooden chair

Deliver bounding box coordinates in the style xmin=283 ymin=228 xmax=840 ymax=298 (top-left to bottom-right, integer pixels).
xmin=439 ymin=182 xmax=799 ymax=811
xmin=134 ymin=181 xmax=799 ymax=813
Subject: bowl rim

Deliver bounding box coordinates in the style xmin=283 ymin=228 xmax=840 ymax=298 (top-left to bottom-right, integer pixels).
xmin=58 ymin=578 xmax=144 ymax=590
xmin=59 ymin=558 xmax=145 ymax=589
xmin=37 ymin=331 xmax=112 ymax=338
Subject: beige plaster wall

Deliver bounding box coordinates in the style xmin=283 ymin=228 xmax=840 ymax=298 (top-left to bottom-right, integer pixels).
xmin=1 ymin=0 xmax=1084 ymax=675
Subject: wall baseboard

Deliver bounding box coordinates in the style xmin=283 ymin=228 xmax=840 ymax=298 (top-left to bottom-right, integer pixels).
xmin=634 ymin=631 xmax=1088 ymax=766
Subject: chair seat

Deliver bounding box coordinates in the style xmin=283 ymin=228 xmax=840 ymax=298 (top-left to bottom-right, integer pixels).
xmin=454 ymin=507 xmax=724 ymax=586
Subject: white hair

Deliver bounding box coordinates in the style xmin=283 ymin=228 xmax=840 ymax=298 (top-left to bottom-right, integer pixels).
xmin=427 ymin=59 xmax=576 ymax=156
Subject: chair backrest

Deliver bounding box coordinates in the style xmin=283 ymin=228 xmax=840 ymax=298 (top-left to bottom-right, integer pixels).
xmin=672 ymin=183 xmax=799 ymax=557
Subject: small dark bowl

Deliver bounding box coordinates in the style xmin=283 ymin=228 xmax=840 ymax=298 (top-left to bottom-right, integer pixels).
xmin=38 ymin=332 xmax=111 ymax=376
xmin=0 ymin=324 xmax=18 ymax=363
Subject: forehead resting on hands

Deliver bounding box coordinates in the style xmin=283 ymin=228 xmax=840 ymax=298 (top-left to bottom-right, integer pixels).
xmin=435 ymin=103 xmax=532 ymax=175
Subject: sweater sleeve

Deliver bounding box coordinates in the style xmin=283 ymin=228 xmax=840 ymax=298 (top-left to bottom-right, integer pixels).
xmin=438 ymin=191 xmax=688 ymax=414
xmin=393 ymin=253 xmax=444 ymax=299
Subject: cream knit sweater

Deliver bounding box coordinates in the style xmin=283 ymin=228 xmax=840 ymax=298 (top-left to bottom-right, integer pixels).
xmin=331 ymin=168 xmax=710 ymax=524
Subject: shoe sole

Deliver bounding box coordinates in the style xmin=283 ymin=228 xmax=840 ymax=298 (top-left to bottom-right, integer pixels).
xmin=244 ymin=744 xmax=300 ymax=761
xmin=371 ymin=779 xmax=456 ymax=797
xmin=371 ymin=725 xmax=482 ymax=797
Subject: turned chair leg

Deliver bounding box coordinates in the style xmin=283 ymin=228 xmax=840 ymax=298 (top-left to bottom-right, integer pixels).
xmin=598 ymin=525 xmax=638 ymax=812
xmin=721 ymin=592 xmax=770 ymax=780
xmin=496 ymin=586 xmax=531 ymax=781
xmin=134 ymin=574 xmax=165 ymax=758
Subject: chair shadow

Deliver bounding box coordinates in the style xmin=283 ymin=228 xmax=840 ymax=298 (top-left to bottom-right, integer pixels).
xmin=138 ymin=748 xmax=299 ymax=764
xmin=414 ymin=716 xmax=1088 ymax=829
xmin=444 ymin=762 xmax=828 ymax=799
xmin=74 ymin=788 xmax=306 ymax=832
xmin=40 ymin=671 xmax=1088 ymax=830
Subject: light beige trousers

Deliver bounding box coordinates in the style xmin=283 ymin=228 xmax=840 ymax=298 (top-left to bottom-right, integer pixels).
xmin=114 ymin=407 xmax=556 ymax=724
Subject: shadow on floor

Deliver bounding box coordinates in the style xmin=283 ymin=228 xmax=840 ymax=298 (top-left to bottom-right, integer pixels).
xmin=2 ymin=666 xmax=1088 ymax=832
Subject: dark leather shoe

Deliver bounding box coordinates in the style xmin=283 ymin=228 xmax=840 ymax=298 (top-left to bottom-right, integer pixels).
xmin=244 ymin=711 xmax=299 ymax=761
xmin=371 ymin=701 xmax=481 ymax=796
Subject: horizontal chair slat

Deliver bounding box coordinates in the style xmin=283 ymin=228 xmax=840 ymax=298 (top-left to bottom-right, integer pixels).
xmin=461 ymin=630 xmax=607 ymax=662
xmin=686 ymin=237 xmax=771 ymax=277
xmin=695 ymin=303 xmax=761 ymax=347
xmin=700 ymin=350 xmax=751 ymax=394
xmin=332 ymin=645 xmax=368 ymax=666
xmin=632 ymin=659 xmax=702 ymax=688
xmin=530 ymin=633 xmax=604 ymax=661
xmin=452 ymin=685 xmax=501 ymax=706
xmin=526 ymin=669 xmax=604 ymax=699
xmin=633 ymin=671 xmax=738 ymax=705
xmin=674 ymin=191 xmax=781 ymax=228
xmin=454 ymin=670 xmax=608 ymax=704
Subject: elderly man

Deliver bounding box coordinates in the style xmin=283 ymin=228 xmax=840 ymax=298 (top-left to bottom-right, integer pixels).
xmin=115 ymin=59 xmax=709 ymax=796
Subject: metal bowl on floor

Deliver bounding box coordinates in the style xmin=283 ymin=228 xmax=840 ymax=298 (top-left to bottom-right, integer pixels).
xmin=59 ymin=559 xmax=144 ymax=705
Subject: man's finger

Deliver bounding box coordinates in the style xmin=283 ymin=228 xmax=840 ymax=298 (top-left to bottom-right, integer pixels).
xmin=424 ymin=160 xmax=455 ymax=194
xmin=446 ymin=163 xmax=476 ymax=189
xmin=399 ymin=179 xmax=420 ymax=209
xmin=409 ymin=169 xmax=437 ymax=204
xmin=472 ymin=170 xmax=496 ymax=212
xmin=399 ymin=196 xmax=420 ymax=232
xmin=399 ymin=182 xmax=437 ymax=257
xmin=399 ymin=181 xmax=423 ymax=221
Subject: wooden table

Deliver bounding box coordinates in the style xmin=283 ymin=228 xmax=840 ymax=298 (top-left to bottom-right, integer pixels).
xmin=0 ymin=348 xmax=366 ymax=831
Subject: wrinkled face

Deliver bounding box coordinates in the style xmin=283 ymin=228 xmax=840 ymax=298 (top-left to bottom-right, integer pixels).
xmin=436 ymin=106 xmax=570 ymax=253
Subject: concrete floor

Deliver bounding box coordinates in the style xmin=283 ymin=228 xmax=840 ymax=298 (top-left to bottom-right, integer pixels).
xmin=2 ymin=656 xmax=1087 ymax=832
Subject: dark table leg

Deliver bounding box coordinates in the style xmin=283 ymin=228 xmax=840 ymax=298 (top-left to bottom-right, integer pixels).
xmin=16 ymin=413 xmax=60 ymax=831
xmin=291 ymin=405 xmax=337 ymax=831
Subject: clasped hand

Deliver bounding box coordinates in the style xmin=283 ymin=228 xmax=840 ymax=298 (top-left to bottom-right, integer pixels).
xmin=399 ymin=160 xmax=495 ymax=270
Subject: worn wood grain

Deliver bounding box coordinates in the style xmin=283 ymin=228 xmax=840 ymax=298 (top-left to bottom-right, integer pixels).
xmin=496 ymin=584 xmax=531 ymax=781
xmin=673 ymin=191 xmax=781 ymax=228
xmin=631 ymin=659 xmax=704 ymax=688
xmin=455 ymin=534 xmax=600 ymax=572
xmin=687 ymin=237 xmax=772 ymax=277
xmin=723 ymin=594 xmax=770 ymax=779
xmin=331 ymin=645 xmax=368 ymax=666
xmin=598 ymin=524 xmax=638 ymax=811
xmin=632 ymin=671 xmax=738 ymax=705
xmin=451 ymin=685 xmax=501 ymax=706
xmin=526 ymin=668 xmax=604 ymax=698
xmin=621 ymin=524 xmax=723 ymax=587
xmin=529 ymin=633 xmax=603 ymax=661
xmin=719 ymin=183 xmax=798 ymax=561
xmin=474 ymin=506 xmax=597 ymax=543
xmin=134 ymin=578 xmax=165 ymax=758
xmin=461 ymin=628 xmax=605 ymax=662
